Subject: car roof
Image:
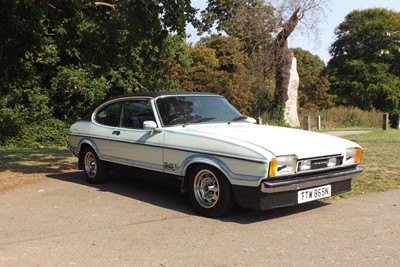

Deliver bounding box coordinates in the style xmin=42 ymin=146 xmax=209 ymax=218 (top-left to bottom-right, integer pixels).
xmin=113 ymin=91 xmax=219 ymax=99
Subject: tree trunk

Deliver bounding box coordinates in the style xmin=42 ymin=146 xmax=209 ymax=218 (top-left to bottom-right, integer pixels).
xmin=274 ymin=8 xmax=301 ymax=127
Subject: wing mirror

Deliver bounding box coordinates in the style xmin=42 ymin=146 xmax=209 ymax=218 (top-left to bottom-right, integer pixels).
xmin=143 ymin=121 xmax=160 ymax=132
xmin=246 ymin=117 xmax=257 ymax=124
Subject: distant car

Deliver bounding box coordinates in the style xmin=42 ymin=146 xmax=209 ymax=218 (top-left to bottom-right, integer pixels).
xmin=67 ymin=92 xmax=363 ymax=217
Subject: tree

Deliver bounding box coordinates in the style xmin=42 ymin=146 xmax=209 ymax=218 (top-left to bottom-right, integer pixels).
xmin=204 ymin=36 xmax=255 ymax=114
xmin=201 ymin=0 xmax=330 ymax=126
xmin=201 ymin=0 xmax=275 ymax=55
xmin=0 ymin=0 xmax=43 ymax=91
xmin=327 ymin=8 xmax=400 ymax=115
xmin=174 ymin=36 xmax=255 ymax=115
xmin=0 ymin=0 xmax=198 ymax=146
xmin=170 ymin=41 xmax=226 ymax=93
xmin=267 ymin=0 xmax=330 ymax=126
xmin=292 ymin=48 xmax=331 ymax=109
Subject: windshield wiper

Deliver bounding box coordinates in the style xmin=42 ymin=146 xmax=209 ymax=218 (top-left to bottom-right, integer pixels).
xmin=228 ymin=116 xmax=248 ymax=125
xmin=183 ymin=117 xmax=216 ymax=127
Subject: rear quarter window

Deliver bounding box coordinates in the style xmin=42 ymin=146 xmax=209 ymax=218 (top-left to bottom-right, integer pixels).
xmin=94 ymin=102 xmax=122 ymax=127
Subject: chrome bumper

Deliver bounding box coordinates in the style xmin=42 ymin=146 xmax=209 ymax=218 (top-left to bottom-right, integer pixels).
xmin=261 ymin=167 xmax=362 ymax=193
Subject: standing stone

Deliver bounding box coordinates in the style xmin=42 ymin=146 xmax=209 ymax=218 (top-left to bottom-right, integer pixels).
xmin=284 ymin=56 xmax=300 ymax=127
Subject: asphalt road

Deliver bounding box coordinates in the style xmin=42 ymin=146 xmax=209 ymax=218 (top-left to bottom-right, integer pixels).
xmin=0 ymin=169 xmax=399 ymax=267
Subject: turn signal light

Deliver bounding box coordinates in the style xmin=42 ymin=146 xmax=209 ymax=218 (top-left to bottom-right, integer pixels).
xmin=269 ymin=158 xmax=277 ymax=177
xmin=355 ymin=148 xmax=363 ymax=164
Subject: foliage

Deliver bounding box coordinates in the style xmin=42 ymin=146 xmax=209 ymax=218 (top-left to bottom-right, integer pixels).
xmin=0 ymin=0 xmax=197 ymax=146
xmin=203 ymin=36 xmax=255 ymax=114
xmin=3 ymin=118 xmax=69 ymax=148
xmin=173 ymin=36 xmax=256 ymax=115
xmin=200 ymin=1 xmax=296 ymax=120
xmin=298 ymin=106 xmax=384 ymax=128
xmin=2 ymin=1 xmax=400 ymax=148
xmin=201 ymin=0 xmax=275 ymax=54
xmin=50 ymin=66 xmax=110 ymax=122
xmin=327 ymin=8 xmax=400 ymax=115
xmin=201 ymin=0 xmax=330 ymax=126
xmin=174 ymin=43 xmax=224 ymax=92
xmin=141 ymin=35 xmax=190 ymax=92
xmin=293 ymin=48 xmax=332 ymax=109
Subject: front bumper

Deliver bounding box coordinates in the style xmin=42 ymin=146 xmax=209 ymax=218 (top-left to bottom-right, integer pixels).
xmin=232 ymin=166 xmax=362 ymax=211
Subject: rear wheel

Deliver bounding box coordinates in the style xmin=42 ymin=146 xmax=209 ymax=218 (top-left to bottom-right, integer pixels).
xmin=81 ymin=147 xmax=109 ymax=184
xmin=188 ymin=165 xmax=236 ymax=218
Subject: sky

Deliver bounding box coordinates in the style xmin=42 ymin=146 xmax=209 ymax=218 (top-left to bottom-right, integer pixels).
xmin=186 ymin=0 xmax=400 ymax=64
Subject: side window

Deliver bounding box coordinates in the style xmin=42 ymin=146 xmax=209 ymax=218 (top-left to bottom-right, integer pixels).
xmin=121 ymin=100 xmax=155 ymax=129
xmin=94 ymin=102 xmax=122 ymax=127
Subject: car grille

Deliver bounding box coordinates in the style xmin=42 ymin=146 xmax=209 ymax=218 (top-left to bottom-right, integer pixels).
xmin=297 ymin=154 xmax=343 ymax=173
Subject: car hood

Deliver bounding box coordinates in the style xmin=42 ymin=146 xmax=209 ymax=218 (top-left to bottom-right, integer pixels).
xmin=174 ymin=123 xmax=360 ymax=159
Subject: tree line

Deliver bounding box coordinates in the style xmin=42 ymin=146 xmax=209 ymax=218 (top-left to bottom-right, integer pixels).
xmin=0 ymin=1 xmax=399 ymax=147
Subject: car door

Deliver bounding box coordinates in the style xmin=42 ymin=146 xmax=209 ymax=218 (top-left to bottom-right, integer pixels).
xmin=97 ymin=98 xmax=164 ymax=172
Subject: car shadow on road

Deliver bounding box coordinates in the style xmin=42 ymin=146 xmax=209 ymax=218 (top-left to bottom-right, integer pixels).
xmin=47 ymin=170 xmax=331 ymax=224
xmin=47 ymin=170 xmax=195 ymax=214
xmin=225 ymin=202 xmax=330 ymax=224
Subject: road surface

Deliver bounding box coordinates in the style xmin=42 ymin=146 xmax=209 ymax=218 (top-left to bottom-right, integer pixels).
xmin=0 ymin=170 xmax=399 ymax=266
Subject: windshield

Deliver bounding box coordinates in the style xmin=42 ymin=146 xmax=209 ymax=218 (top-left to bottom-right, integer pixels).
xmin=156 ymin=95 xmax=242 ymax=126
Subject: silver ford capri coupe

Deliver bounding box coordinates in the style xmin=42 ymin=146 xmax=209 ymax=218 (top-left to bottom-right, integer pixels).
xmin=68 ymin=92 xmax=363 ymax=218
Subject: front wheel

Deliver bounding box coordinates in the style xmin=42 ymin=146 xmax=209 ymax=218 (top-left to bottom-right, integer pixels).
xmin=81 ymin=147 xmax=109 ymax=184
xmin=188 ymin=165 xmax=236 ymax=218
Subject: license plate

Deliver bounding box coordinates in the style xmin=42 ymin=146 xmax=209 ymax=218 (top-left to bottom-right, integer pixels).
xmin=298 ymin=185 xmax=331 ymax=204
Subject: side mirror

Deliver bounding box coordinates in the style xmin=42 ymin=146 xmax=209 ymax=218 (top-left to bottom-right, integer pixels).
xmin=143 ymin=121 xmax=160 ymax=132
xmin=245 ymin=117 xmax=257 ymax=124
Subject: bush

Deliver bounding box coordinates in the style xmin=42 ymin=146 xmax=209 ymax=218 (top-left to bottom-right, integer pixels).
xmin=4 ymin=119 xmax=69 ymax=148
xmin=298 ymin=106 xmax=384 ymax=128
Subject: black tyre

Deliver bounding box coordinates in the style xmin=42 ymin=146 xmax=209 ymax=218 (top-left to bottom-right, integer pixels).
xmin=188 ymin=165 xmax=236 ymax=218
xmin=81 ymin=147 xmax=109 ymax=184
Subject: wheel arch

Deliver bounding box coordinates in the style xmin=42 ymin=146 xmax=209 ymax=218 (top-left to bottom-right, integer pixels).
xmin=180 ymin=156 xmax=232 ymax=193
xmin=77 ymin=139 xmax=101 ymax=169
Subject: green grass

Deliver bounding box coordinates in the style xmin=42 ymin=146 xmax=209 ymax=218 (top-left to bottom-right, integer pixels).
xmin=0 ymin=147 xmax=75 ymax=170
xmin=315 ymin=127 xmax=376 ymax=132
xmin=337 ymin=128 xmax=400 ymax=198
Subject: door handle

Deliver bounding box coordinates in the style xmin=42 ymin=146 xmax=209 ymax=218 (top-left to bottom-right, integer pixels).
xmin=112 ymin=130 xmax=121 ymax=136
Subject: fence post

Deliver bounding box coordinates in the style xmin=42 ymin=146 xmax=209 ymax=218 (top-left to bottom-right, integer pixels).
xmin=383 ymin=113 xmax=389 ymax=130
xmin=303 ymin=115 xmax=310 ymax=131
xmin=396 ymin=115 xmax=400 ymax=130
xmin=317 ymin=116 xmax=321 ymax=130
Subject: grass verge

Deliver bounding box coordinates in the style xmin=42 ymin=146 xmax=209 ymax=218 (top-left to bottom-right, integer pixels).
xmin=0 ymin=147 xmax=76 ymax=193
xmin=335 ymin=128 xmax=400 ymax=198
